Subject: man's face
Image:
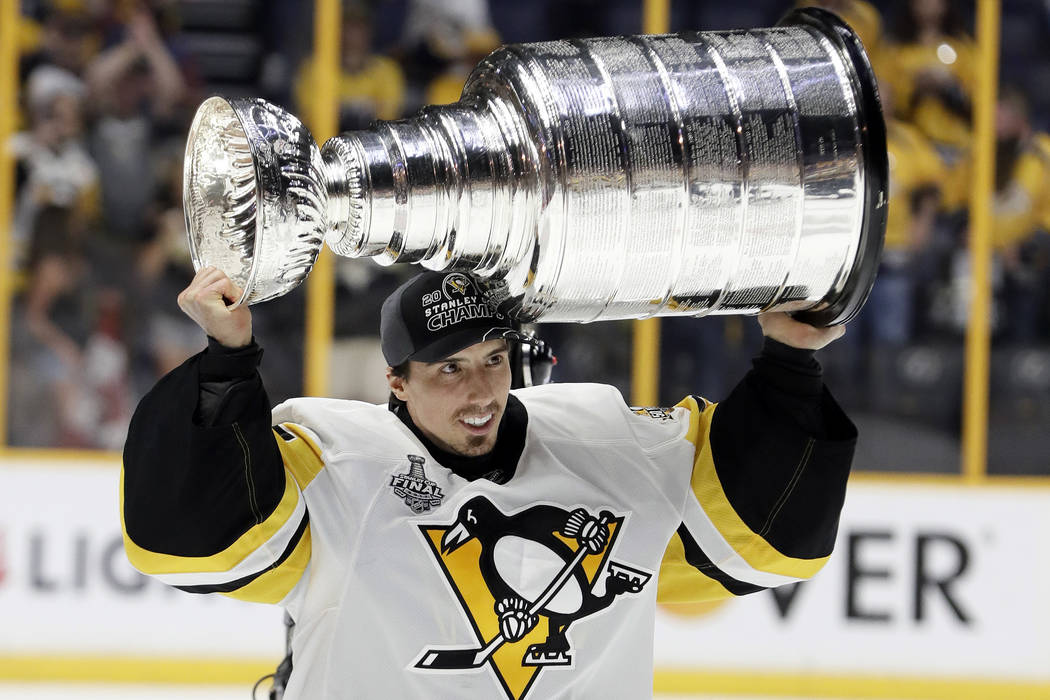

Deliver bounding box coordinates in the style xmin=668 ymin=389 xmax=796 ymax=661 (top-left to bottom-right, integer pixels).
xmin=388 ymin=339 xmax=512 ymax=457
xmin=342 ymin=19 xmax=372 ymax=67
xmin=996 ymin=100 xmax=1028 ymax=141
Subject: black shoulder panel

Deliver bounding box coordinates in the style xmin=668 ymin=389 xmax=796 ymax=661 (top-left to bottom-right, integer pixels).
xmin=123 ymin=351 xmax=285 ymax=557
xmin=709 ymin=372 xmax=856 ymax=561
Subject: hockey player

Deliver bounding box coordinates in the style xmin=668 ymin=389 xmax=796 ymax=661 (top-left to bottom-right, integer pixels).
xmin=122 ymin=265 xmax=855 ymax=699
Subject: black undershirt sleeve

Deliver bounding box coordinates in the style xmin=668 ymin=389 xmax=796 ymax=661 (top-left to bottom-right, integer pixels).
xmin=703 ymin=336 xmax=857 ymax=561
xmin=748 ymin=337 xmax=840 ymax=440
xmin=196 ymin=337 xmax=268 ymax=426
xmin=122 ymin=337 xmax=285 ymax=558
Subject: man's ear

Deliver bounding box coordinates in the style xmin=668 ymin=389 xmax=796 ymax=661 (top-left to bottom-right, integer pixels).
xmin=386 ymin=368 xmax=408 ymax=401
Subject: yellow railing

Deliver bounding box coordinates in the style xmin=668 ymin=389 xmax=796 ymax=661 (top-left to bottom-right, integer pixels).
xmin=302 ymin=0 xmax=341 ymax=398
xmin=0 ymin=0 xmax=18 ymax=446
xmin=961 ymin=0 xmax=1000 ymax=483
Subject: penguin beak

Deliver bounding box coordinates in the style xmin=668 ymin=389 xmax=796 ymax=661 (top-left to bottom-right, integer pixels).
xmin=441 ymin=522 xmax=474 ymax=555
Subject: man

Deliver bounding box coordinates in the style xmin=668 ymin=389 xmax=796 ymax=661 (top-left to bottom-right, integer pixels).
xmin=122 ymin=265 xmax=855 ymax=699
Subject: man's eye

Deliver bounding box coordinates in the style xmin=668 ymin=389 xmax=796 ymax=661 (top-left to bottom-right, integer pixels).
xmin=488 ymin=355 xmax=504 ymax=366
xmin=441 ymin=363 xmax=458 ymax=374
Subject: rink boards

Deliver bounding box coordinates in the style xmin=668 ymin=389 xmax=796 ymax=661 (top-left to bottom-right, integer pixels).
xmin=0 ymin=457 xmax=1048 ymax=699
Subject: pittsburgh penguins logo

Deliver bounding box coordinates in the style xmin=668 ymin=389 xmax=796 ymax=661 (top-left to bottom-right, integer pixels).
xmin=630 ymin=406 xmax=675 ymax=422
xmin=442 ymin=272 xmax=476 ymax=300
xmin=414 ymin=496 xmax=651 ymax=700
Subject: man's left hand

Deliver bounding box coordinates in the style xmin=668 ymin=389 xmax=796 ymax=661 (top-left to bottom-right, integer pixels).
xmin=757 ymin=312 xmax=846 ymax=350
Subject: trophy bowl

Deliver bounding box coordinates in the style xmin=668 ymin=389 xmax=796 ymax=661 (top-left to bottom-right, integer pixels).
xmin=183 ymin=96 xmax=329 ymax=307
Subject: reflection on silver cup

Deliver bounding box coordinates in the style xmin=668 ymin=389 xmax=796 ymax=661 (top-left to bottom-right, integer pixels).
xmin=184 ymin=8 xmax=886 ymax=325
xmin=184 ymin=97 xmax=328 ymax=306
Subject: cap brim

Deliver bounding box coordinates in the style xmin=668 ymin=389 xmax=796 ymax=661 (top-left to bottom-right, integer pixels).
xmin=409 ymin=326 xmax=523 ymax=363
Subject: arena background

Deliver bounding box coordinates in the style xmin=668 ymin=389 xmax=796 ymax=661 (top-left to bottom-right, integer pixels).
xmin=1 ymin=0 xmax=1048 ymax=698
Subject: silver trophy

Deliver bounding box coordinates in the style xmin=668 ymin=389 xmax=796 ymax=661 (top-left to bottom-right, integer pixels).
xmin=184 ymin=8 xmax=886 ymax=325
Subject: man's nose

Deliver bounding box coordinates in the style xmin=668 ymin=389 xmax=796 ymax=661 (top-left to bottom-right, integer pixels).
xmin=464 ymin=368 xmax=498 ymax=403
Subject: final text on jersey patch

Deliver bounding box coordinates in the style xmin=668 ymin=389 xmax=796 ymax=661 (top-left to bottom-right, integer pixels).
xmin=390 ymin=454 xmax=444 ymax=514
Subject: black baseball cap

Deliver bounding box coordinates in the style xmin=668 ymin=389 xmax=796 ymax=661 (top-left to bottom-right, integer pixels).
xmin=380 ymin=271 xmax=521 ymax=366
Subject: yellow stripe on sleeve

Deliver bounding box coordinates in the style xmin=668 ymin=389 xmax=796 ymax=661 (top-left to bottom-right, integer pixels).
xmin=675 ymin=397 xmax=828 ymax=580
xmin=656 ymin=530 xmax=735 ymax=604
xmin=275 ymin=423 xmax=325 ymax=489
xmin=122 ymin=471 xmax=303 ymax=575
xmin=222 ymin=526 xmax=312 ymax=604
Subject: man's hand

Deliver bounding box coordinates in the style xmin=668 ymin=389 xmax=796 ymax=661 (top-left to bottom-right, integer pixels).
xmin=177 ymin=266 xmax=253 ymax=349
xmin=757 ymin=312 xmax=845 ymax=351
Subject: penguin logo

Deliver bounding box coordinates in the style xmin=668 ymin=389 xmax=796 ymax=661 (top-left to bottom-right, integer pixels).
xmin=442 ymin=273 xmax=475 ymax=300
xmin=630 ymin=406 xmax=675 ymax=422
xmin=413 ymin=496 xmax=651 ymax=700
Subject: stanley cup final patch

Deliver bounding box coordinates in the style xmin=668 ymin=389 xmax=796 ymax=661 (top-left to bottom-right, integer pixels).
xmin=390 ymin=455 xmax=445 ymax=514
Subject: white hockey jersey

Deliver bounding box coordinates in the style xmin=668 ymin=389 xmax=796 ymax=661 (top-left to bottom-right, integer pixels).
xmin=124 ymin=381 xmax=848 ymax=699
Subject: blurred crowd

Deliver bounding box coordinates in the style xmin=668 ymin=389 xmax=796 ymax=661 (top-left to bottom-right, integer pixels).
xmin=11 ymin=0 xmax=197 ymax=448
xmin=6 ymin=0 xmax=1050 ymax=469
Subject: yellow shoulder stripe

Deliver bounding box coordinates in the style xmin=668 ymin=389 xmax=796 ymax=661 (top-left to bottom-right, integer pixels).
xmin=674 ymin=397 xmax=828 ymax=580
xmin=275 ymin=423 xmax=325 ymax=489
xmin=122 ymin=464 xmax=302 ymax=575
xmin=222 ymin=526 xmax=312 ymax=604
xmin=657 ymin=530 xmax=734 ymax=604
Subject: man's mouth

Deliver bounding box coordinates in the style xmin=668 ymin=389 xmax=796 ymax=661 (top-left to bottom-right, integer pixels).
xmin=459 ymin=413 xmax=495 ymax=434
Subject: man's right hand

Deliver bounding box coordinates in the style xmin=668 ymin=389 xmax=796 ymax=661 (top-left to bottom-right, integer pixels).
xmin=177 ymin=266 xmax=253 ymax=349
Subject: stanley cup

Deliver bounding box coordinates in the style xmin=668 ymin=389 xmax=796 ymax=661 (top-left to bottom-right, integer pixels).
xmin=184 ymin=8 xmax=886 ymax=325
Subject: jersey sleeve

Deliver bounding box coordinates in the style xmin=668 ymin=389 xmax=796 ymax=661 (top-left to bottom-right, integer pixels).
xmin=121 ymin=349 xmax=323 ymax=605
xmin=657 ymin=367 xmax=856 ymax=604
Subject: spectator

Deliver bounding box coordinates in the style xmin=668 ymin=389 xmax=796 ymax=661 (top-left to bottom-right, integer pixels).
xmin=10 ymin=205 xmax=86 ymax=447
xmin=422 ymin=20 xmax=500 ymax=107
xmin=881 ymin=0 xmax=975 ymax=156
xmin=130 ymin=140 xmax=202 ymax=384
xmin=290 ymin=4 xmax=409 ymax=402
xmin=10 ymin=205 xmax=132 ymax=449
xmin=796 ymin=0 xmax=884 ymax=62
xmin=295 ymin=4 xmax=406 ymax=132
xmin=10 ymin=66 xmax=98 ymax=264
xmin=329 ymin=261 xmax=409 ymax=404
xmin=399 ymin=0 xmax=499 ymax=110
xmin=857 ymin=79 xmax=944 ymax=346
xmin=939 ymin=88 xmax=1050 ymax=341
xmin=91 ymin=0 xmax=204 ymax=105
xmin=989 ymin=90 xmax=1050 ymax=341
xmin=86 ymin=6 xmax=187 ymax=242
xmin=818 ymin=77 xmax=946 ymax=409
xmin=19 ymin=8 xmax=97 ymax=85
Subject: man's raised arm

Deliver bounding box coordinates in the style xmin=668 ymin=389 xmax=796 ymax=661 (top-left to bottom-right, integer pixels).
xmin=121 ymin=268 xmax=315 ymax=604
xmin=659 ymin=313 xmax=856 ymax=603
